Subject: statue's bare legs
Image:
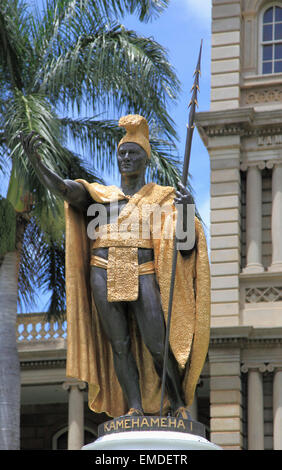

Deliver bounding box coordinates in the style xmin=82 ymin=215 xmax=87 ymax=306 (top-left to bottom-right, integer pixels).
xmin=90 ymin=265 xmax=185 ymax=415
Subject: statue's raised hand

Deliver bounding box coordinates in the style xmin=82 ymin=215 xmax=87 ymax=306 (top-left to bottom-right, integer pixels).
xmin=174 ymin=181 xmax=195 ymax=253
xmin=17 ymin=130 xmax=90 ymax=209
xmin=174 ymin=182 xmax=194 ymax=206
xmin=18 ymin=131 xmax=43 ymax=162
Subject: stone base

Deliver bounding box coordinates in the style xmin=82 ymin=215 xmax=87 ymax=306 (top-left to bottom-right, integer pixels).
xmin=268 ymin=262 xmax=282 ymax=272
xmin=242 ymin=263 xmax=264 ymax=274
xmin=82 ymin=430 xmax=221 ymax=450
xmin=82 ymin=415 xmax=221 ymax=450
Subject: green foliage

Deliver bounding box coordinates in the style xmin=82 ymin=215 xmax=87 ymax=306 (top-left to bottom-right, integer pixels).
xmin=1 ymin=1 xmax=180 ymax=184
xmin=18 ymin=215 xmax=66 ymax=320
xmin=0 ymin=0 xmax=185 ymax=316
xmin=0 ymin=197 xmax=16 ymax=257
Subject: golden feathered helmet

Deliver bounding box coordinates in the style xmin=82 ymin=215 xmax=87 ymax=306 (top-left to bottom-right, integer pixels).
xmin=118 ymin=114 xmax=151 ymax=158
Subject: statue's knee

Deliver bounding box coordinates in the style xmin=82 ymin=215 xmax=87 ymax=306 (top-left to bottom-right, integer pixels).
xmin=112 ymin=337 xmax=131 ymax=357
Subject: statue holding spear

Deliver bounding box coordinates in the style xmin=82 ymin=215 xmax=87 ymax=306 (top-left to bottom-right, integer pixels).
xmin=18 ymin=43 xmax=210 ymax=421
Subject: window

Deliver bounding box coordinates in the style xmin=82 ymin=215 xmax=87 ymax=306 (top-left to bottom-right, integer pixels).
xmin=262 ymin=5 xmax=282 ymax=74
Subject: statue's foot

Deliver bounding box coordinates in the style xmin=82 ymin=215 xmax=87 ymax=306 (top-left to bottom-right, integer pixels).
xmin=174 ymin=406 xmax=192 ymax=420
xmin=124 ymin=408 xmax=144 ymax=417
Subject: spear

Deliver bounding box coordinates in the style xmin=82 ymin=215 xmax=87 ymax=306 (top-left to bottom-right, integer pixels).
xmin=160 ymin=40 xmax=203 ymax=417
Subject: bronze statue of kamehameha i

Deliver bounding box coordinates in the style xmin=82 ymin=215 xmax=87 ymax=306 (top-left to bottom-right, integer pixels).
xmin=19 ymin=112 xmax=210 ymax=422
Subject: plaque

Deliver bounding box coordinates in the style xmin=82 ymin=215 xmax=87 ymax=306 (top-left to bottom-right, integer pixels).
xmin=98 ymin=416 xmax=206 ymax=438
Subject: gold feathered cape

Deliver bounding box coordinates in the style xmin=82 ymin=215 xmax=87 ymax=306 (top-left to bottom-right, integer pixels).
xmin=65 ymin=182 xmax=210 ymax=417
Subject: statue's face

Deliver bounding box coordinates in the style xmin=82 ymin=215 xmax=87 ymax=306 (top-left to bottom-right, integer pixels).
xmin=117 ymin=142 xmax=148 ymax=176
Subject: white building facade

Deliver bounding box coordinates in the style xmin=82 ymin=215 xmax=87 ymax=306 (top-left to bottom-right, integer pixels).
xmin=196 ymin=0 xmax=282 ymax=450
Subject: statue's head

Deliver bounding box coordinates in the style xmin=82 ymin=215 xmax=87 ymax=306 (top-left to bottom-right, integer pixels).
xmin=117 ymin=115 xmax=151 ymax=176
xmin=117 ymin=141 xmax=148 ymax=176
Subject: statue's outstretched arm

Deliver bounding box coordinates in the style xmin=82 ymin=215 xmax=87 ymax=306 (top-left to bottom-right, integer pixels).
xmin=18 ymin=132 xmax=90 ymax=211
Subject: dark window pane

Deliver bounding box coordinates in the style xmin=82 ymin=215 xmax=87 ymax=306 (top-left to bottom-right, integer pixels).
xmin=263 ymin=24 xmax=273 ymax=41
xmin=275 ymin=6 xmax=282 ymax=22
xmin=275 ymin=23 xmax=282 ymax=40
xmin=274 ymin=60 xmax=282 ymax=73
xmin=263 ymin=44 xmax=273 ymax=60
xmin=275 ymin=43 xmax=282 ymax=59
xmin=264 ymin=7 xmax=273 ymax=23
xmin=263 ymin=62 xmax=272 ymax=74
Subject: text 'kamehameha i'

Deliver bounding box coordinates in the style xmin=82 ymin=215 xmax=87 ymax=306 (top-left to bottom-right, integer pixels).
xmin=98 ymin=416 xmax=206 ymax=438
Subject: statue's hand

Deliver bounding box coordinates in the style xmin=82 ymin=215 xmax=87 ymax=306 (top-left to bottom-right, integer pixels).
xmin=18 ymin=131 xmax=42 ymax=162
xmin=174 ymin=182 xmax=195 ymax=254
xmin=174 ymin=182 xmax=193 ymax=206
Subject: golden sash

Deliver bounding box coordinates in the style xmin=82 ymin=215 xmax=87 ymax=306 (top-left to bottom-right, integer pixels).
xmin=91 ymin=252 xmax=155 ymax=302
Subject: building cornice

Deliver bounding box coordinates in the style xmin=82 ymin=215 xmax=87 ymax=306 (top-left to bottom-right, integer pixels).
xmin=20 ymin=359 xmax=66 ymax=370
xmin=195 ymin=107 xmax=282 ymax=144
xmin=210 ymin=326 xmax=282 ymax=349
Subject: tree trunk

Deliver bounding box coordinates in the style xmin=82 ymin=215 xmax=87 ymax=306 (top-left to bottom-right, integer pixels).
xmin=0 ymin=251 xmax=20 ymax=450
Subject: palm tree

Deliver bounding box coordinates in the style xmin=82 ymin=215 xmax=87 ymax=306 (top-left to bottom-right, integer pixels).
xmin=0 ymin=0 xmax=181 ymax=449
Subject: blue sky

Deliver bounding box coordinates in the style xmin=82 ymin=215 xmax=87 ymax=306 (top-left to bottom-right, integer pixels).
xmin=3 ymin=0 xmax=212 ymax=312
xmin=123 ymin=0 xmax=212 ymax=228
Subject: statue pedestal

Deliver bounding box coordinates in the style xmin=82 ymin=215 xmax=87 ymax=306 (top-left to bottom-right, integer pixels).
xmin=82 ymin=430 xmax=220 ymax=450
xmin=82 ymin=416 xmax=221 ymax=451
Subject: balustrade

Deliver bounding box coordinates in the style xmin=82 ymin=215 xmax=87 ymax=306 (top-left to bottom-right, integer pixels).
xmin=17 ymin=313 xmax=67 ymax=343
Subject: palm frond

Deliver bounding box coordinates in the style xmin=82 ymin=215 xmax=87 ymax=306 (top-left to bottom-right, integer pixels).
xmin=31 ymin=0 xmax=169 ymax=94
xmin=4 ymin=91 xmax=68 ymax=210
xmin=88 ymin=0 xmax=169 ymax=22
xmin=17 ymin=214 xmax=66 ymax=320
xmin=148 ymin=139 xmax=181 ymax=187
xmin=0 ymin=1 xmax=36 ymax=92
xmin=59 ymin=115 xmax=184 ymax=187
xmin=57 ymin=146 xmax=104 ymax=183
xmin=37 ymin=24 xmax=180 ymax=141
xmin=76 ymin=0 xmax=170 ymax=23
xmin=60 ymin=116 xmax=123 ymax=175
xmin=36 ymin=232 xmax=66 ymax=321
xmin=0 ymin=10 xmax=23 ymax=90
xmin=17 ymin=215 xmax=41 ymax=311
xmin=0 ymin=142 xmax=8 ymax=175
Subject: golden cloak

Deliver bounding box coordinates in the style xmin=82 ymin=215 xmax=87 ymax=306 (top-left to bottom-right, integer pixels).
xmin=65 ymin=182 xmax=210 ymax=417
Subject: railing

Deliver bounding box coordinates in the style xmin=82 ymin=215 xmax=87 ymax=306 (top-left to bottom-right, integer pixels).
xmin=17 ymin=313 xmax=67 ymax=343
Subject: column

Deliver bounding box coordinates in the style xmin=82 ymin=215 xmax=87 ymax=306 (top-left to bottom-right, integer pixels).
xmin=242 ymin=163 xmax=264 ymax=273
xmin=273 ymin=369 xmax=282 ymax=450
xmin=209 ymin=348 xmax=243 ymax=449
xmin=63 ymin=380 xmax=86 ymax=450
xmin=267 ymin=161 xmax=282 ymax=272
xmin=210 ymin=140 xmax=241 ymax=327
xmin=210 ymin=0 xmax=241 ymax=111
xmin=247 ymin=369 xmax=264 ymax=450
